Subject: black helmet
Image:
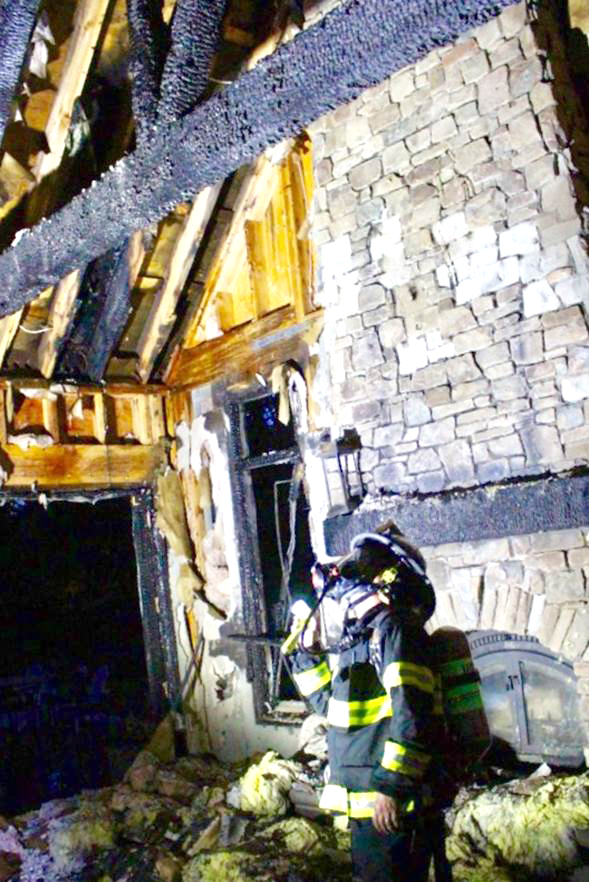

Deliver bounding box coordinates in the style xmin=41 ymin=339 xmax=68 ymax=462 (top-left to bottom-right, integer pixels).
xmin=338 ymin=525 xmax=435 ymax=623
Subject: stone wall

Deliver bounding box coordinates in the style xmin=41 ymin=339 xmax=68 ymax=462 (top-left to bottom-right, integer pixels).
xmin=309 ymin=0 xmax=589 ymax=498
xmin=423 ymin=525 xmax=589 ymax=735
xmin=306 ymin=0 xmax=589 ymax=740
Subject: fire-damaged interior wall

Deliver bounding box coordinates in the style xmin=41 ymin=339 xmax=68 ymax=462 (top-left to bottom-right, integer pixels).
xmin=303 ymin=0 xmax=589 ymax=732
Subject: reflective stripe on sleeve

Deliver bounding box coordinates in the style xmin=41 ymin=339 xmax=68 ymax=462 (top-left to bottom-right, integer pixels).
xmin=292 ymin=661 xmax=331 ymax=696
xmin=381 ymin=740 xmax=430 ymax=778
xmin=319 ymin=783 xmax=349 ymax=814
xmin=327 ymin=693 xmax=392 ymax=728
xmin=348 ymin=791 xmax=379 ymax=819
xmin=382 ymin=661 xmax=435 ymax=694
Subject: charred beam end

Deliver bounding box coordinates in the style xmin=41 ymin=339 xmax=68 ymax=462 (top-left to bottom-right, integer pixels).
xmin=158 ymin=0 xmax=228 ymax=125
xmin=0 ymin=0 xmax=41 ymax=145
xmin=55 ymin=240 xmax=132 ymax=382
xmin=0 ymin=0 xmax=519 ymax=317
xmin=127 ymin=0 xmax=169 ymax=145
xmin=323 ymin=472 xmax=589 ymax=554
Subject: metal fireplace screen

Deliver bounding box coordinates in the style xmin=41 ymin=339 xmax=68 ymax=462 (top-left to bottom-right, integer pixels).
xmin=467 ymin=631 xmax=585 ymax=768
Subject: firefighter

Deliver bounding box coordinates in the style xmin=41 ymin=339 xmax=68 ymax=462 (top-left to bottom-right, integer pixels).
xmin=282 ymin=525 xmax=449 ymax=882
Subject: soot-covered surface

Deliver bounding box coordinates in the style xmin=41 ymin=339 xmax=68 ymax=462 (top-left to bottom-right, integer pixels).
xmin=0 ymin=0 xmax=519 ymax=317
xmin=0 ymin=0 xmax=39 ymax=147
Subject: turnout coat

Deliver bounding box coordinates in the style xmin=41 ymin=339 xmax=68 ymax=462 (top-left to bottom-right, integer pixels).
xmin=290 ymin=604 xmax=442 ymax=820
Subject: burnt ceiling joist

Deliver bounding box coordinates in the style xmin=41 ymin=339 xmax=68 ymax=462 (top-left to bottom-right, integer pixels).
xmin=158 ymin=0 xmax=228 ymax=125
xmin=57 ymin=0 xmax=228 ymax=382
xmin=127 ymin=0 xmax=170 ymax=144
xmin=0 ymin=0 xmax=39 ymax=146
xmin=0 ymin=0 xmax=518 ymax=320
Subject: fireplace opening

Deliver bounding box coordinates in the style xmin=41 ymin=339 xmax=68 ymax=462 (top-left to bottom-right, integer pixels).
xmin=468 ymin=630 xmax=585 ymax=769
xmin=0 ymin=497 xmax=151 ymax=815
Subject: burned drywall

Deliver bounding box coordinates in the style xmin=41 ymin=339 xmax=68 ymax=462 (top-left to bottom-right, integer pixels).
xmin=0 ymin=0 xmax=519 ymax=317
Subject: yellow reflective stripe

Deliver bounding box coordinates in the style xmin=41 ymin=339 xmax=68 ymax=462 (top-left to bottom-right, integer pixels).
xmin=292 ymin=661 xmax=331 ymax=697
xmin=381 ymin=740 xmax=430 ymax=779
xmin=383 ymin=661 xmax=434 ymax=694
xmin=348 ymin=791 xmax=378 ymax=819
xmin=327 ymin=694 xmax=392 ymax=728
xmin=319 ymin=784 xmax=348 ymax=814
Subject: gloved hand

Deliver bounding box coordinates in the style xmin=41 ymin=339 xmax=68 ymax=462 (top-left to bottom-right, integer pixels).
xmin=281 ymin=599 xmax=319 ymax=654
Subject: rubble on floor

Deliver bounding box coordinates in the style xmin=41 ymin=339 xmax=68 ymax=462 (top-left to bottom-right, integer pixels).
xmin=0 ymin=749 xmax=350 ymax=882
xmin=446 ymin=769 xmax=589 ymax=881
xmin=1 ymin=749 xmax=589 ymax=882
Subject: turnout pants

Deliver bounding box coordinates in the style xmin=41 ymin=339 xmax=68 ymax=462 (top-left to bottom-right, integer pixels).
xmin=350 ymin=814 xmax=451 ymax=882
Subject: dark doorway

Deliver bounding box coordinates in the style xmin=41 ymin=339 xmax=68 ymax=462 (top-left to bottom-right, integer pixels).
xmin=0 ymin=497 xmax=150 ymax=814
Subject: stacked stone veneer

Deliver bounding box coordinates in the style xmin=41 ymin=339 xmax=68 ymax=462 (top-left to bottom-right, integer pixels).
xmin=310 ymin=0 xmax=589 ymax=498
xmin=423 ymin=525 xmax=589 ymax=734
xmin=307 ymin=2 xmax=589 ymax=736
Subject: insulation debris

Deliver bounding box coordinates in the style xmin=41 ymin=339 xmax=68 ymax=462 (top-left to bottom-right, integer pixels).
xmin=0 ymin=749 xmax=345 ymax=882
xmin=236 ymin=750 xmax=303 ymax=817
xmin=447 ymin=771 xmax=589 ymax=881
xmin=3 ymin=751 xmax=589 ymax=882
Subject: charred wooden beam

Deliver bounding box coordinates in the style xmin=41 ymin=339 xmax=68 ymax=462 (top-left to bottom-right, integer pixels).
xmin=0 ymin=0 xmax=39 ymax=146
xmin=55 ymin=240 xmax=134 ymax=382
xmin=127 ymin=0 xmax=169 ymax=145
xmin=323 ymin=472 xmax=589 ymax=553
xmin=158 ymin=0 xmax=227 ymax=124
xmin=0 ymin=0 xmax=519 ymax=318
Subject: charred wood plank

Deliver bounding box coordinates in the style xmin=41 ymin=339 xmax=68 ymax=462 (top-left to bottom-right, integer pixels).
xmin=0 ymin=0 xmax=40 ymax=146
xmin=127 ymin=0 xmax=169 ymax=145
xmin=158 ymin=0 xmax=228 ymax=124
xmin=55 ymin=239 xmax=134 ymax=382
xmin=0 ymin=0 xmax=519 ymax=318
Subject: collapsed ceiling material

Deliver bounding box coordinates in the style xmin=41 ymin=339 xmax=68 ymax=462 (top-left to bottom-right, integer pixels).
xmin=0 ymin=0 xmax=519 ymax=321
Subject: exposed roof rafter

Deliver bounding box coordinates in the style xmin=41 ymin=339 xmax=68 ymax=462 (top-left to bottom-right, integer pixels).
xmin=0 ymin=0 xmax=519 ymax=323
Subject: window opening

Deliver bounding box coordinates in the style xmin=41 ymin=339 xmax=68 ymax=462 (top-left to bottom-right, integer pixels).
xmin=229 ymin=390 xmax=314 ymax=721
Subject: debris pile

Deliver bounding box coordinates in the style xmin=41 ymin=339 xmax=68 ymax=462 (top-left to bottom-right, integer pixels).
xmin=2 ymin=749 xmax=589 ymax=882
xmin=446 ymin=769 xmax=589 ymax=881
xmin=0 ymin=749 xmax=351 ymax=882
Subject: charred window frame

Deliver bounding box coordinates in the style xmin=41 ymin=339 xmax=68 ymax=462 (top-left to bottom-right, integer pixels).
xmin=0 ymin=487 xmax=180 ymax=719
xmin=226 ymin=388 xmax=311 ymax=723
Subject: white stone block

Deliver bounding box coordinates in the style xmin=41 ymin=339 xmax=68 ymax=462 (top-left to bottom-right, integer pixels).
xmin=397 ymin=336 xmax=429 ymax=375
xmin=522 ymin=279 xmax=560 ymax=317
xmin=389 ymin=69 xmax=415 ymax=103
xmin=371 ymin=215 xmax=402 ymax=257
xmin=556 ymin=275 xmax=589 ymax=308
xmin=433 ymin=211 xmax=469 ymax=245
xmin=479 ymin=256 xmax=520 ymax=294
xmin=470 ymin=246 xmax=499 ymax=272
xmin=561 ymin=372 xmax=589 ymax=403
xmin=455 ymin=277 xmax=484 ymax=305
xmin=470 ymin=224 xmax=497 ymax=250
xmin=499 ymin=221 xmax=540 ymax=257
xmin=429 ymin=341 xmax=456 ymax=362
xmin=436 ymin=264 xmax=452 ymax=288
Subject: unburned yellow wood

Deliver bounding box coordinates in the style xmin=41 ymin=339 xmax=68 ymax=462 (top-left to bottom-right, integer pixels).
xmin=2 ymin=442 xmax=164 ymax=489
